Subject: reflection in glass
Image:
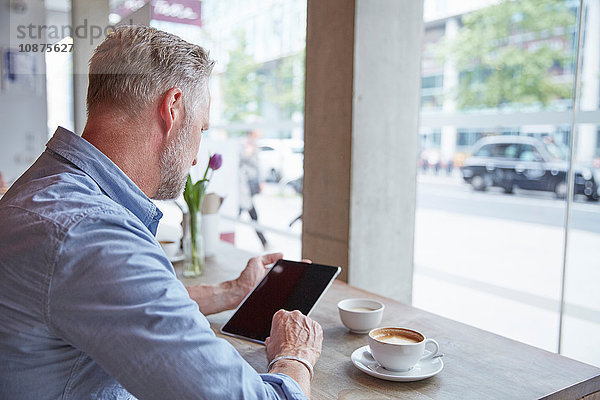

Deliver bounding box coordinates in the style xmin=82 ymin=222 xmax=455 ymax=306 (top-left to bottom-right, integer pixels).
xmin=151 ymin=0 xmax=307 ymax=259
xmin=562 ymin=0 xmax=600 ymax=367
xmin=414 ymin=0 xmax=600 ymax=366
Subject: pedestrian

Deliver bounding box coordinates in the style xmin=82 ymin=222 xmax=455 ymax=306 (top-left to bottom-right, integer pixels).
xmin=239 ymin=129 xmax=269 ymax=248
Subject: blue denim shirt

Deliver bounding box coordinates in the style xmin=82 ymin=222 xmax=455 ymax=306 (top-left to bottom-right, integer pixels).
xmin=0 ymin=127 xmax=307 ymax=400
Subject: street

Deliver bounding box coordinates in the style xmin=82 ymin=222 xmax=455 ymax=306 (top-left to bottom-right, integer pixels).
xmin=418 ymin=173 xmax=600 ymax=234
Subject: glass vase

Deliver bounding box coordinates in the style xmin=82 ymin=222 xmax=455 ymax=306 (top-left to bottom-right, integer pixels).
xmin=183 ymin=211 xmax=204 ymax=277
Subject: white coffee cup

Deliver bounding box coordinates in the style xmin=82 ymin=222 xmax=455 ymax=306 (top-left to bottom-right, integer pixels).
xmin=368 ymin=327 xmax=440 ymax=372
xmin=159 ymin=240 xmax=179 ymax=260
xmin=337 ymin=298 xmax=384 ymax=334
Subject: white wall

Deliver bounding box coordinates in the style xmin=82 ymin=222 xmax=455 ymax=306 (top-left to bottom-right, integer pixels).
xmin=1 ymin=0 xmax=49 ymax=183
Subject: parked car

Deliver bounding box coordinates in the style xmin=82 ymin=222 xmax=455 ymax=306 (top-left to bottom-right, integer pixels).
xmin=257 ymin=139 xmax=304 ymax=183
xmin=461 ymin=136 xmax=599 ymax=201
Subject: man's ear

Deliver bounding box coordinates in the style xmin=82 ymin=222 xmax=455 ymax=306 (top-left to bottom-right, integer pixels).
xmin=159 ymin=87 xmax=184 ymax=141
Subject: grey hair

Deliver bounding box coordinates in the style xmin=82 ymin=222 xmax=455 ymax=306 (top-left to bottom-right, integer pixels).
xmin=87 ymin=25 xmax=215 ymax=120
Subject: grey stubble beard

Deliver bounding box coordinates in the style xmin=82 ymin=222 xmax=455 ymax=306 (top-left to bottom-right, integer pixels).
xmin=153 ymin=122 xmax=193 ymax=200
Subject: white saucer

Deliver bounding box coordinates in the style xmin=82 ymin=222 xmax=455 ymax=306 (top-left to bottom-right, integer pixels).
xmin=351 ymin=345 xmax=443 ymax=382
xmin=169 ymin=253 xmax=185 ymax=263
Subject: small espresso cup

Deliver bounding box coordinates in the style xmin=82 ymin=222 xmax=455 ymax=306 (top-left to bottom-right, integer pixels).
xmin=159 ymin=240 xmax=179 ymax=260
xmin=337 ymin=298 xmax=384 ymax=334
xmin=368 ymin=327 xmax=440 ymax=372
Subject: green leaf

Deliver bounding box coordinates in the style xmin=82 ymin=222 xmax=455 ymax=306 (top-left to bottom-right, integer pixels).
xmin=221 ymin=30 xmax=304 ymax=125
xmin=183 ymin=175 xmax=193 ymax=210
xmin=440 ymin=0 xmax=576 ymax=110
xmin=184 ymin=173 xmax=202 ymax=214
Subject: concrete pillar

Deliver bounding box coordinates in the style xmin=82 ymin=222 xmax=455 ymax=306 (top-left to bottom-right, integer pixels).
xmin=303 ymin=0 xmax=424 ymax=303
xmin=441 ymin=17 xmax=459 ymax=168
xmin=72 ymin=0 xmax=110 ymax=134
xmin=576 ymin=0 xmax=599 ymax=163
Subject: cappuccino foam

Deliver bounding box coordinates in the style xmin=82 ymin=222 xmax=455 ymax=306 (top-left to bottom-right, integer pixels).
xmin=376 ymin=334 xmax=420 ymax=344
xmin=372 ymin=328 xmax=424 ymax=345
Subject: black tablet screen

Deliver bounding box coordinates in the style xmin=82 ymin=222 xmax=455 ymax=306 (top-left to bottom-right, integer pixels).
xmin=221 ymin=259 xmax=340 ymax=343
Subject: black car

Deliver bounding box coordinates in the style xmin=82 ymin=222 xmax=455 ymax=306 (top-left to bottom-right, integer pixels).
xmin=461 ymin=136 xmax=599 ymax=201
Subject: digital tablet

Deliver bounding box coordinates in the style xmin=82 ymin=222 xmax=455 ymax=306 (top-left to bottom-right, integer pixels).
xmin=220 ymin=259 xmax=341 ymax=344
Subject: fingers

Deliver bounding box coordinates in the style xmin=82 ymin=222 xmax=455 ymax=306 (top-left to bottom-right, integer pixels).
xmin=254 ymin=254 xmax=312 ymax=267
xmin=272 ymin=309 xmax=303 ymax=321
xmin=260 ymin=252 xmax=284 ymax=267
xmin=267 ymin=309 xmax=323 ymax=366
xmin=272 ymin=308 xmax=287 ymax=322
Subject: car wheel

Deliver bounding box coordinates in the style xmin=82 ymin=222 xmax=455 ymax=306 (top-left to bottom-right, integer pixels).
xmin=554 ymin=181 xmax=567 ymax=199
xmin=471 ymin=174 xmax=487 ymax=191
xmin=586 ymin=191 xmax=599 ymax=202
xmin=503 ymin=183 xmax=514 ymax=194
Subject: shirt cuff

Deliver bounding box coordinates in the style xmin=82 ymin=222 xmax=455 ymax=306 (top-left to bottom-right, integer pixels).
xmin=260 ymin=373 xmax=308 ymax=400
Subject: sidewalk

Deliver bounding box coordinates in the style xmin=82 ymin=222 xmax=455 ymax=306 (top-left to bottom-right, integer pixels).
xmin=230 ymin=187 xmax=302 ymax=259
xmin=413 ymin=207 xmax=600 ymax=367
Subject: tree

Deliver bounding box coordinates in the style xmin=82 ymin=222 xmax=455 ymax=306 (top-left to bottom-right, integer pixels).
xmin=261 ymin=51 xmax=305 ymax=120
xmin=221 ymin=32 xmax=305 ymax=126
xmin=221 ymin=31 xmax=260 ymax=124
xmin=442 ymin=0 xmax=576 ymax=110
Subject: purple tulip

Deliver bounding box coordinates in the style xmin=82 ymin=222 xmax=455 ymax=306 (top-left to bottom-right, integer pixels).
xmin=208 ymin=153 xmax=223 ymax=170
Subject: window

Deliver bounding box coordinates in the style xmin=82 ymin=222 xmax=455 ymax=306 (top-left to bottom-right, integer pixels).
xmin=142 ymin=0 xmax=307 ymax=259
xmin=421 ymin=75 xmax=444 ymax=109
xmin=474 ymin=144 xmax=492 ymax=157
xmin=457 ymin=129 xmax=484 ymax=149
xmin=518 ymin=145 xmax=541 ymax=161
xmin=416 ymin=0 xmax=600 ymax=367
xmin=106 ymin=0 xmax=306 ymax=258
xmin=504 ymin=144 xmax=519 ymax=159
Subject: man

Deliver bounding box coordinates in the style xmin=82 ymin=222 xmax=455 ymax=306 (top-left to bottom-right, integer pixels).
xmin=0 ymin=26 xmax=322 ymax=399
xmin=238 ymin=129 xmax=269 ymax=248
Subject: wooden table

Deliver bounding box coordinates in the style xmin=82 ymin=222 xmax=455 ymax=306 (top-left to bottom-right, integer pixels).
xmin=176 ymin=243 xmax=600 ymax=399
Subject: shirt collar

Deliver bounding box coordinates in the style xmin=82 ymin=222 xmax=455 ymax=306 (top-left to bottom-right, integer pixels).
xmin=46 ymin=127 xmax=163 ymax=235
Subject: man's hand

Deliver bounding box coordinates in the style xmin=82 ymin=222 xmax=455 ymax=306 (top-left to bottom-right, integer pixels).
xmin=185 ymin=253 xmax=282 ymax=315
xmin=265 ymin=310 xmax=323 ymax=396
xmin=233 ymin=253 xmax=283 ymax=303
xmin=265 ymin=310 xmax=323 ymax=367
